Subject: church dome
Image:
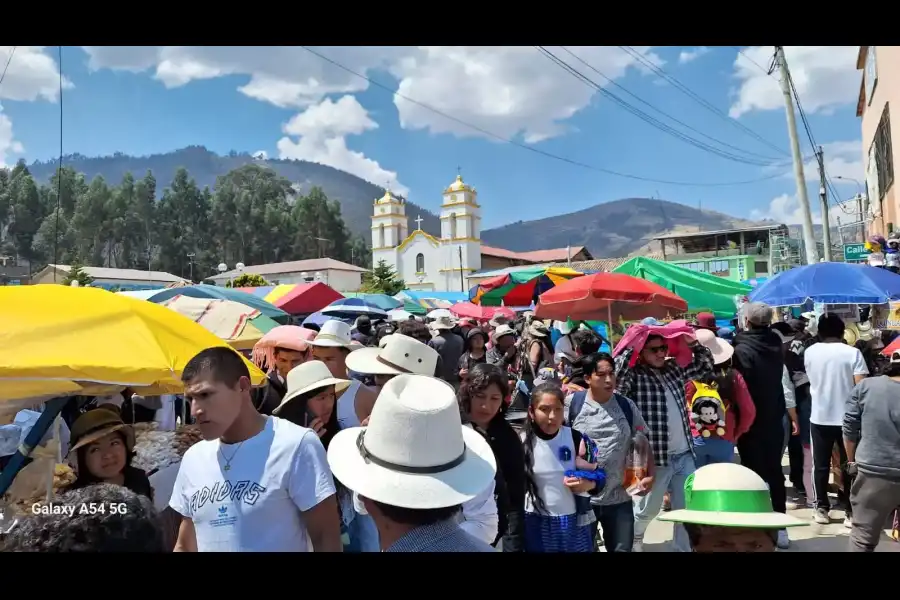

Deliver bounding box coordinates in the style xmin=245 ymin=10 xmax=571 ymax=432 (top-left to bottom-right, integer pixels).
xmin=444 ymin=174 xmax=473 ymax=195
xmin=375 ymin=188 xmax=395 ymax=204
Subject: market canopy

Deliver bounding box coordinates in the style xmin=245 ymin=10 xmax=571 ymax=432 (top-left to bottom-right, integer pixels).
xmin=613 ymin=256 xmax=751 ymax=318
xmin=143 ymin=284 xmax=290 ymax=323
xmin=161 ymin=295 xmax=280 ymax=350
xmin=341 ymin=292 xmax=403 ymax=311
xmin=0 ymin=286 xmax=266 ymax=404
xmin=238 ymin=282 xmax=341 ymax=315
xmin=469 ymin=266 xmax=583 ymax=307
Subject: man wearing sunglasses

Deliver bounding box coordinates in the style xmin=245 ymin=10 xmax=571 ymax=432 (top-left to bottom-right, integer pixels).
xmin=615 ymin=323 xmax=715 ymax=552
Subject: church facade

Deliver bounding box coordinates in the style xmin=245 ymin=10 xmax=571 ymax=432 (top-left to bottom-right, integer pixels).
xmin=371 ymin=173 xmax=482 ymax=292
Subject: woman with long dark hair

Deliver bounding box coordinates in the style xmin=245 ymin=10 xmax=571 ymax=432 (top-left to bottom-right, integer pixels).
xmin=458 ymin=328 xmax=488 ymax=381
xmin=274 ymin=360 xmax=378 ymax=552
xmin=65 ymin=408 xmax=153 ymax=500
xmin=522 ymin=382 xmax=602 ymax=552
xmin=458 ymin=363 xmax=526 ymax=551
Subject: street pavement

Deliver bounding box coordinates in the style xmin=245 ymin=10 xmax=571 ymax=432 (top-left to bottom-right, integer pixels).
xmin=640 ymin=455 xmax=899 ymax=552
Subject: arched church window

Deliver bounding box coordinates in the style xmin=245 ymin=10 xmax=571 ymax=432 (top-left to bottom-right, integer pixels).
xmin=416 ymin=253 xmax=425 ymax=273
xmin=379 ymin=223 xmax=385 ymax=247
xmin=450 ymin=214 xmax=457 ymax=239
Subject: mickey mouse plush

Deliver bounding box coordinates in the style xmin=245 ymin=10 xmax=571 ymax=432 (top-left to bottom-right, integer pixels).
xmin=689 ymin=382 xmax=726 ymax=438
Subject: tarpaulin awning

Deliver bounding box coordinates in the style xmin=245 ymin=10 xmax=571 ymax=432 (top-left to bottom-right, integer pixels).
xmin=162 ymin=294 xmax=280 ymax=350
xmin=341 ymin=292 xmax=403 ymax=311
xmin=469 ymin=266 xmax=583 ymax=307
xmin=145 ymin=284 xmax=290 ymax=323
xmin=613 ymin=257 xmax=751 ymax=318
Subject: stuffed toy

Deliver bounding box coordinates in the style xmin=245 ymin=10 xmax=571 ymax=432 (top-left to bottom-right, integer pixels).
xmin=689 ymin=382 xmax=727 ymax=438
xmin=865 ymin=235 xmax=886 ymax=268
xmin=885 ymin=235 xmax=900 ymax=272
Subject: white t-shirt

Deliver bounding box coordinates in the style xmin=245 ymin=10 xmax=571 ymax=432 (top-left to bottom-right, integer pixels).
xmin=169 ymin=416 xmax=336 ymax=552
xmin=664 ymin=387 xmax=690 ymax=454
xmin=804 ymin=342 xmax=869 ymax=426
xmin=522 ymin=426 xmax=578 ymax=517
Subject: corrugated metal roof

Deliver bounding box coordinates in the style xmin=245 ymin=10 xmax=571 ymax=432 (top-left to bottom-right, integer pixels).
xmin=47 ymin=264 xmax=185 ymax=282
xmin=550 ymin=253 xmax=665 ymax=272
xmin=209 ymin=257 xmax=367 ymax=279
xmin=480 ymin=245 xmax=588 ymax=263
xmin=654 ymin=224 xmax=785 ymax=241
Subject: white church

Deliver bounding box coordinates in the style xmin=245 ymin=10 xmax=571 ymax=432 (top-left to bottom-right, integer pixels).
xmin=371 ymin=173 xmax=483 ymax=292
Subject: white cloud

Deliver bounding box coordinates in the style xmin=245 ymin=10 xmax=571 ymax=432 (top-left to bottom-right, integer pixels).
xmin=775 ymin=139 xmax=865 ymax=190
xmin=0 ymin=46 xmax=72 ymax=102
xmin=678 ymin=47 xmax=709 ymax=64
xmin=276 ymin=95 xmax=408 ymax=195
xmin=0 ymin=103 xmax=25 ymax=167
xmin=80 ymin=46 xmax=662 ymax=144
xmin=751 ymin=192 xmax=861 ymax=226
xmin=252 ymin=150 xmax=268 ymax=160
xmin=729 ymin=46 xmax=859 ymax=118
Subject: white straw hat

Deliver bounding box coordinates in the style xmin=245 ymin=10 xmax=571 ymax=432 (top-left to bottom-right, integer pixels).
xmin=430 ymin=315 xmax=456 ymax=330
xmin=491 ymin=324 xmax=516 ymax=343
xmin=346 ymin=333 xmax=438 ymax=376
xmin=272 ymin=360 xmax=350 ymax=415
xmin=308 ymin=320 xmax=354 ymax=348
xmin=658 ymin=463 xmax=808 ymax=529
xmin=695 ymin=328 xmax=734 ymax=365
xmin=326 ymin=374 xmax=497 ymax=509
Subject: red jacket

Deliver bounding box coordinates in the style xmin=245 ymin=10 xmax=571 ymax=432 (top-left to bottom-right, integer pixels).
xmin=684 ymin=371 xmax=756 ymax=444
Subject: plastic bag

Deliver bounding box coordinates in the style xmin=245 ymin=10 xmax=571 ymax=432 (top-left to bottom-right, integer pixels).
xmin=624 ymin=427 xmax=651 ymax=496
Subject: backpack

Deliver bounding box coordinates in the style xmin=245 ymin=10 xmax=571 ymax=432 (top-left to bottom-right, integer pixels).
xmin=568 ymin=390 xmax=634 ymax=430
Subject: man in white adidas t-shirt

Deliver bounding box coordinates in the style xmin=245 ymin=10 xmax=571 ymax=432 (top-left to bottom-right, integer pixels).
xmin=170 ymin=347 xmax=342 ymax=552
xmin=803 ymin=314 xmax=868 ymax=526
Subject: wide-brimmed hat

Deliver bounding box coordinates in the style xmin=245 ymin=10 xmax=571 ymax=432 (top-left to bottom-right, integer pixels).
xmin=68 ymin=408 xmax=135 ymax=456
xmin=346 ymin=333 xmax=439 ymax=376
xmin=326 ymin=374 xmax=497 ymax=509
xmin=489 ymin=315 xmax=510 ymax=328
xmin=273 ymin=360 xmax=350 ymax=415
xmin=430 ymin=315 xmax=456 ymax=331
xmin=527 ymin=321 xmax=550 ymax=338
xmin=658 ymin=463 xmax=808 ymax=529
xmin=308 ymin=320 xmax=354 ymax=349
xmin=694 ymin=329 xmax=734 ymax=365
xmin=491 ymin=324 xmax=516 ymax=343
xmin=694 ymin=312 xmax=717 ymax=331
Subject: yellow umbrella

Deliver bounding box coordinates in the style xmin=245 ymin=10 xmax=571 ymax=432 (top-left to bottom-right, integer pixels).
xmin=0 ymin=285 xmax=266 ymax=404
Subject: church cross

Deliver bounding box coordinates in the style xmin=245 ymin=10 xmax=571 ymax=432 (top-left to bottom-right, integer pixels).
xmin=457 ymin=166 xmax=462 ymax=178
xmin=414 ymin=215 xmax=424 ymax=230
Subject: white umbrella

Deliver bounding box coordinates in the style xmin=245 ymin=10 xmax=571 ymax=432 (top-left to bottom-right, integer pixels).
xmin=426 ymin=308 xmax=453 ymax=320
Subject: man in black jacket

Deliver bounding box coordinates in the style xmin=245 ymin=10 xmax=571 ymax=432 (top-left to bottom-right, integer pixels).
xmin=732 ymin=302 xmax=789 ymax=548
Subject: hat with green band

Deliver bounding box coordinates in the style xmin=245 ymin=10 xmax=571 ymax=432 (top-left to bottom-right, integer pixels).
xmin=658 ymin=463 xmax=808 ymax=529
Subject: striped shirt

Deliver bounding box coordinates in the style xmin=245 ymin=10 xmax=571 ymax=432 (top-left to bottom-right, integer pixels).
xmin=385 ymin=517 xmax=496 ymax=552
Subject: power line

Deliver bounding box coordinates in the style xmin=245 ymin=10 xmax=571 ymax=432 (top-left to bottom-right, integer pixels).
xmin=0 ymin=47 xmax=16 ymax=89
xmin=619 ymin=46 xmax=790 ymax=157
xmin=52 ymin=46 xmax=64 ymax=282
xmin=538 ymin=46 xmax=788 ymax=167
xmin=300 ymin=46 xmax=785 ymax=188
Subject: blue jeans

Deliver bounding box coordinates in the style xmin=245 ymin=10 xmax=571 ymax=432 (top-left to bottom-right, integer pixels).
xmin=591 ymin=501 xmax=634 ymax=552
xmin=693 ymin=438 xmax=735 ymax=467
xmin=345 ymin=512 xmax=380 ymax=552
xmin=634 ymin=450 xmax=695 ymax=552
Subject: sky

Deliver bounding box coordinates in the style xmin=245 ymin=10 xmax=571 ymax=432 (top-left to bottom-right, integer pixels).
xmin=0 ymin=46 xmax=866 ymax=230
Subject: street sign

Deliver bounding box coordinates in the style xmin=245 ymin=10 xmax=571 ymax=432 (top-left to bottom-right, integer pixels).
xmin=843 ymin=243 xmax=867 ymax=262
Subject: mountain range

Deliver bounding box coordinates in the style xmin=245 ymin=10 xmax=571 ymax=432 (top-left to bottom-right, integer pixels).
xmin=25 ymin=146 xmax=793 ymax=258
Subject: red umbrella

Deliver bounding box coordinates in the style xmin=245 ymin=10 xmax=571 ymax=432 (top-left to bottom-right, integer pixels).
xmin=450 ymin=302 xmax=515 ymax=321
xmin=535 ymin=272 xmax=687 ymax=322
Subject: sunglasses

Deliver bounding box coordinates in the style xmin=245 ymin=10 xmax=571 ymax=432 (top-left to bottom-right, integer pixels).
xmin=644 ymin=344 xmax=668 ymax=355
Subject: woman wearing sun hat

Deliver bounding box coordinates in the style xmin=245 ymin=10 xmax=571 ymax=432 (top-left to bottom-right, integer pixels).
xmin=273 ymin=360 xmax=380 ymax=552
xmin=658 ymin=462 xmax=807 ymax=552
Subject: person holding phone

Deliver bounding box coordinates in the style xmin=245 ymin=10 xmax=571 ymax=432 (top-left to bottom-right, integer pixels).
xmin=272 ymin=360 xmax=378 ymax=552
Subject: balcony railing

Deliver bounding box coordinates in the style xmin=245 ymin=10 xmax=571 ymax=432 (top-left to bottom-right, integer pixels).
xmin=666 ymin=246 xmax=769 ymax=262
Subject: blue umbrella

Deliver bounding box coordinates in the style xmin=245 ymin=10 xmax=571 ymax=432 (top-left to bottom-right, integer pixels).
xmin=748 ymin=263 xmax=900 ymax=306
xmin=144 ymin=284 xmax=290 ymax=323
xmin=321 ymin=297 xmax=388 ymax=319
xmin=302 ymin=311 xmax=352 ymax=328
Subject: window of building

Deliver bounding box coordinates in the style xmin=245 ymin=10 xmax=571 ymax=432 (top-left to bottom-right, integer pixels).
xmin=870 ymin=104 xmax=894 ymax=201
xmin=681 ymin=262 xmax=707 ymax=272
xmin=450 ymin=214 xmax=457 ymax=239
xmin=866 ymin=47 xmax=878 ymax=107
xmin=415 ymin=253 xmax=425 ymax=273
xmin=708 ymin=260 xmax=730 ymax=275
xmin=754 ymin=261 xmax=768 ymax=274
xmin=378 ymin=223 xmax=385 ymax=248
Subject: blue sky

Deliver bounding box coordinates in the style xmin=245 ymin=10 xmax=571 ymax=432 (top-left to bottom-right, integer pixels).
xmin=0 ymin=46 xmax=864 ymax=230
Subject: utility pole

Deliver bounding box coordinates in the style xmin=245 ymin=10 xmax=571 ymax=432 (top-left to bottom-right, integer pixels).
xmin=458 ymin=246 xmax=465 ymax=293
xmin=186 ymin=253 xmax=195 ymax=282
xmin=815 ymin=146 xmax=832 ymax=261
xmin=775 ymin=46 xmax=818 ymax=265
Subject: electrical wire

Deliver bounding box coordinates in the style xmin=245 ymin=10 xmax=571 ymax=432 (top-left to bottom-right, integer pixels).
xmin=0 ymin=46 xmax=16 ymax=89
xmin=537 ymin=46 xmax=787 ymax=167
xmin=619 ymin=45 xmax=790 ymax=158
xmin=300 ymin=46 xmax=785 ymax=188
xmin=52 ymin=46 xmax=63 ymax=282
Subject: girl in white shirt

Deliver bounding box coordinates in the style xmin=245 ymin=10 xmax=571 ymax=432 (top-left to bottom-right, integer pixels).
xmin=521 ymin=383 xmax=603 ymax=552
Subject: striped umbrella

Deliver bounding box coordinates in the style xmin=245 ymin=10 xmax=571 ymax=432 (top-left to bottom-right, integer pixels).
xmin=470 ymin=266 xmax=583 ymax=306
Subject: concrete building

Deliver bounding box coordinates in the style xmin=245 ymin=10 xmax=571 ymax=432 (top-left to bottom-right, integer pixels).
xmin=32 ymin=265 xmax=187 ymax=290
xmin=208 ymin=258 xmax=367 ymax=292
xmin=654 ymin=224 xmax=788 ymax=282
xmin=372 ymin=171 xmax=592 ymax=292
xmin=856 ymin=46 xmax=897 ymax=237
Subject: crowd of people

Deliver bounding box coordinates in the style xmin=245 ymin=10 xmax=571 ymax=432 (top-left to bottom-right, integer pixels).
xmin=3 ymin=302 xmax=899 ymax=553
